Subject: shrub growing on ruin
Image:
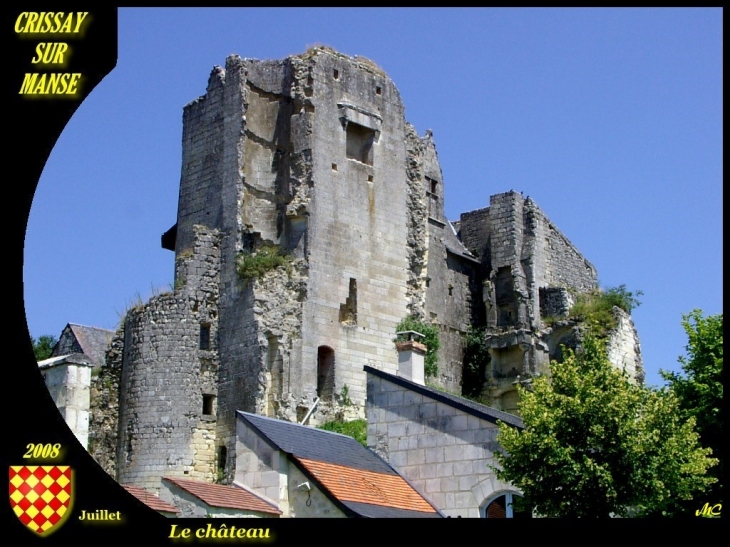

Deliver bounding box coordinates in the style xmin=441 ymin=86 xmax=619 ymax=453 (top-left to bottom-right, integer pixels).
xmin=569 ymin=284 xmax=643 ymax=338
xmin=318 ymin=419 xmax=367 ymax=446
xmin=462 ymin=326 xmax=490 ymax=398
xmin=236 ymin=244 xmax=289 ymax=279
xmin=395 ymin=316 xmax=440 ymax=378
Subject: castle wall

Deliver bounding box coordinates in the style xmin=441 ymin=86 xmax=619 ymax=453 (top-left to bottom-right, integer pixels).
xmin=459 ymin=207 xmax=491 ymax=267
xmin=211 ymin=59 xmax=294 ymax=479
xmin=404 ymin=124 xmax=429 ymax=319
xmin=461 ymin=193 xmax=597 ymax=329
xmin=117 ymin=227 xmax=221 ymax=492
xmin=88 ymin=327 xmax=124 ymax=477
xmin=298 ymin=51 xmax=408 ymax=415
xmin=522 ymin=197 xmax=597 ymax=308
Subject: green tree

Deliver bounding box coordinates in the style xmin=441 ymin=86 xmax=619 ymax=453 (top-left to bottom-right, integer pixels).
xmin=494 ymin=333 xmax=716 ymax=518
xmin=32 ymin=334 xmax=57 ymax=361
xmin=660 ymin=310 xmax=723 ymax=514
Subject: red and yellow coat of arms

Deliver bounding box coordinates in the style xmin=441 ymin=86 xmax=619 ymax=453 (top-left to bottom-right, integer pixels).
xmin=9 ymin=466 xmax=73 ymax=535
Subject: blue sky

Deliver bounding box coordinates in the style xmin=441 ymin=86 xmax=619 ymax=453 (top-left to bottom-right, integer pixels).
xmin=23 ymin=8 xmax=722 ymax=388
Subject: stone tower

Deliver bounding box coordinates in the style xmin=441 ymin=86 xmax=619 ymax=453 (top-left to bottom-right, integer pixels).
xmin=114 ymin=47 xmax=441 ymax=489
xmin=84 ymin=47 xmax=642 ymax=492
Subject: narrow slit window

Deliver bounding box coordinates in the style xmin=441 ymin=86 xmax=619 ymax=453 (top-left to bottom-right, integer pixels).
xmin=203 ymin=394 xmax=215 ymax=416
xmin=200 ymin=324 xmax=211 ymax=350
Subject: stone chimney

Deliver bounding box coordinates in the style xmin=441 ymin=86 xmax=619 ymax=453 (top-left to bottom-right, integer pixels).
xmin=395 ymin=331 xmax=426 ymax=386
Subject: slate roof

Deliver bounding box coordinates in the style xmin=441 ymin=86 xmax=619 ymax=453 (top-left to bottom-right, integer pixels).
xmin=121 ymin=484 xmax=179 ymax=514
xmin=237 ymin=412 xmax=442 ymax=518
xmin=445 ymin=220 xmax=480 ymax=263
xmin=364 ymin=365 xmax=524 ymax=429
xmin=52 ymin=323 xmax=114 ymax=367
xmin=162 ymin=477 xmax=282 ymax=515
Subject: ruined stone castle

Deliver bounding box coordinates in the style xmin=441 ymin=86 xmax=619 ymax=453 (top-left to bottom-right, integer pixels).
xmin=40 ymin=47 xmax=642 ymax=500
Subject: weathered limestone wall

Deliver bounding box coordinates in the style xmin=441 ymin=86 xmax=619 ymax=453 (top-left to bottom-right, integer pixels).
xmin=300 ymin=49 xmax=408 ymax=417
xmin=366 ymin=371 xmax=515 ymax=518
xmin=408 ymin=131 xmax=478 ymax=392
xmin=404 ymin=124 xmax=429 ymax=320
xmin=460 ymin=192 xmax=597 ymax=329
xmin=175 ymin=68 xmax=229 ymax=255
xmin=213 ymin=57 xmax=302 ymax=480
xmin=458 ymin=207 xmax=490 ymax=266
xmin=88 ymin=327 xmax=124 ymax=477
xmin=606 ymin=308 xmax=644 ymax=384
xmin=523 ymin=196 xmax=597 ymax=309
xmin=117 ymin=227 xmax=221 ymax=492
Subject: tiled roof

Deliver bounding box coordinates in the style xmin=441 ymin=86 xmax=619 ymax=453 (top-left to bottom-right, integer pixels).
xmin=365 ymin=365 xmax=524 ymax=429
xmin=237 ymin=412 xmax=442 ymax=518
xmin=121 ymin=484 xmax=179 ymax=514
xmin=296 ymin=457 xmax=438 ymax=517
xmin=162 ymin=477 xmax=281 ymax=515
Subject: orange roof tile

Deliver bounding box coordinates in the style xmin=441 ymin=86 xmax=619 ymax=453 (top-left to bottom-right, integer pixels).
xmin=296 ymin=457 xmax=436 ymax=513
xmin=162 ymin=477 xmax=281 ymax=515
xmin=122 ymin=484 xmax=179 ymax=514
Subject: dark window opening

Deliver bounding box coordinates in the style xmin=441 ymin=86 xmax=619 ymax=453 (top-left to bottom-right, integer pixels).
xmin=333 ymin=69 xmax=339 ymax=80
xmin=200 ymin=324 xmax=211 ymax=350
xmin=346 ymin=122 xmax=375 ymax=165
xmin=218 ymin=446 xmax=227 ymax=473
xmin=332 ymin=163 xmax=338 ymax=171
xmin=367 ymin=175 xmax=373 ymax=182
xmin=317 ymin=346 xmax=335 ymax=400
xmin=339 ymin=278 xmax=357 ymax=325
xmin=375 ymin=86 xmax=382 ymax=95
xmin=426 ymin=177 xmax=438 ymax=195
xmin=202 ymin=394 xmax=215 ymax=415
xmin=448 ymin=285 xmax=454 ymax=296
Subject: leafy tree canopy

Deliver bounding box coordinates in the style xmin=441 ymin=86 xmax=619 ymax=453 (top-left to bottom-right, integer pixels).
xmin=32 ymin=334 xmax=57 ymax=361
xmin=661 ymin=310 xmax=723 ymax=513
xmin=494 ymin=333 xmax=716 ymax=518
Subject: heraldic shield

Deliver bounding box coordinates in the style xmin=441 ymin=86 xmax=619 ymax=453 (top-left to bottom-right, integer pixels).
xmin=9 ymin=466 xmax=73 ymax=535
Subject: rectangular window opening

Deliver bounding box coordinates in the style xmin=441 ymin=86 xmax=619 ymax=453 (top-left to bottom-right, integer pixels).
xmin=199 ymin=324 xmax=211 ymax=350
xmin=346 ymin=122 xmax=375 ymax=165
xmin=203 ymin=394 xmax=216 ymax=416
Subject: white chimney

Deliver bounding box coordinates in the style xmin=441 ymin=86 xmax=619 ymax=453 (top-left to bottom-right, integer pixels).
xmin=395 ymin=331 xmax=426 ymax=386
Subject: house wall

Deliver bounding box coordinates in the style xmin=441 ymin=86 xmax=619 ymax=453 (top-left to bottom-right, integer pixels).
xmin=159 ymin=482 xmax=275 ymax=518
xmin=234 ymin=416 xmax=345 ymax=518
xmin=40 ymin=361 xmax=92 ymax=449
xmin=366 ymin=372 xmax=516 ymax=518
